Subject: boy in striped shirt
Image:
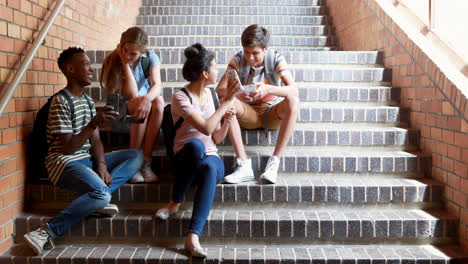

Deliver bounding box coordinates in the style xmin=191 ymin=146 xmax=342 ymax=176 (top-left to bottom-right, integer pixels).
xmin=24 ymin=47 xmax=144 ymax=255
xmin=216 ymin=24 xmax=299 ymax=184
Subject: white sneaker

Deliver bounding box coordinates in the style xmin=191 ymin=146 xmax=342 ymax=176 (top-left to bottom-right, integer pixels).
xmin=24 ymin=227 xmax=54 ymax=255
xmin=95 ymin=203 xmax=119 ymax=216
xmin=141 ymin=159 xmax=159 ymax=183
xmin=155 ymin=207 xmax=178 ymax=220
xmin=130 ymin=171 xmax=144 ymax=183
xmin=260 ymin=156 xmax=280 ymax=184
xmin=223 ymin=158 xmax=254 ymax=184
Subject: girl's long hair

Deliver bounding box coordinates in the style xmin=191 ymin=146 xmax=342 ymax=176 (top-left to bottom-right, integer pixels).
xmin=100 ymin=27 xmax=148 ymax=94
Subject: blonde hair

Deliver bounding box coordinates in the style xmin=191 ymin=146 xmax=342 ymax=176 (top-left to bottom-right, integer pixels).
xmin=100 ymin=27 xmax=148 ymax=94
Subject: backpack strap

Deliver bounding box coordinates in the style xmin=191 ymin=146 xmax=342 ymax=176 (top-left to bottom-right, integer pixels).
xmin=173 ymin=88 xmax=192 ymax=131
xmin=141 ymin=50 xmax=151 ymax=80
xmin=208 ymin=87 xmax=219 ymax=110
xmin=58 ymin=89 xmax=75 ymax=121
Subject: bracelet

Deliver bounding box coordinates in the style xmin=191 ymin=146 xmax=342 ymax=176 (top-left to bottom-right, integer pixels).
xmin=97 ymin=160 xmax=106 ymax=166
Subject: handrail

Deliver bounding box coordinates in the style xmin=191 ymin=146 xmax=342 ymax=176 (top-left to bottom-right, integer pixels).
xmin=0 ymin=0 xmax=66 ymax=117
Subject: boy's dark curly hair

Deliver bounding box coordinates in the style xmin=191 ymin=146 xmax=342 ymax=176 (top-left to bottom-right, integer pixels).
xmin=57 ymin=47 xmax=85 ymax=71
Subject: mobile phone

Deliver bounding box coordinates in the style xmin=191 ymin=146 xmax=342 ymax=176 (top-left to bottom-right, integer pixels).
xmin=106 ymin=94 xmax=120 ymax=111
xmin=243 ymin=83 xmax=257 ymax=93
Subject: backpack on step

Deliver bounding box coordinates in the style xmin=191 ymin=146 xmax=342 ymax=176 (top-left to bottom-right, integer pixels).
xmin=27 ymin=89 xmax=93 ymax=183
xmin=161 ymin=87 xmax=219 ymax=158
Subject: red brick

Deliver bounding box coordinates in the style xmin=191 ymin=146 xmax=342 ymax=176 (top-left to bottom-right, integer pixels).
xmin=0 ymin=238 xmax=12 ymax=256
xmin=442 ymin=130 xmax=455 ymax=145
xmin=448 ymin=117 xmax=461 ymax=131
xmin=454 ymin=161 xmax=468 ymax=178
xmin=442 ymin=102 xmax=455 ymax=115
xmin=3 ymin=159 xmax=16 ymax=175
xmin=0 ymin=115 xmax=9 ymax=129
xmin=0 ymin=36 xmax=15 ymax=52
xmin=455 ymin=133 xmax=468 ymax=148
xmin=430 ymin=127 xmax=442 ymax=141
xmin=448 ymin=145 xmax=461 ymax=160
xmin=2 ymin=128 xmax=16 ymax=144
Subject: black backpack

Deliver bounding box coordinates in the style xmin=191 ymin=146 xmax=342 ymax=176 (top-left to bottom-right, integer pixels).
xmin=162 ymin=87 xmax=219 ymax=158
xmin=27 ymin=89 xmax=93 ymax=183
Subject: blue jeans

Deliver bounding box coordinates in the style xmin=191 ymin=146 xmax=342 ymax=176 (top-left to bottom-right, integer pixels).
xmin=172 ymin=139 xmax=224 ymax=237
xmin=45 ymin=149 xmax=144 ymax=239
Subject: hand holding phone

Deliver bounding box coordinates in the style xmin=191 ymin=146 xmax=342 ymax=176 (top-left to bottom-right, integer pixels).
xmin=106 ymin=94 xmax=120 ymax=111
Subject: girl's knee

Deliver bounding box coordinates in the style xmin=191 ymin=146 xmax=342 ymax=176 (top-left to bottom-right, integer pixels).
xmin=152 ymin=96 xmax=164 ymax=113
xmin=185 ymin=139 xmax=206 ymax=157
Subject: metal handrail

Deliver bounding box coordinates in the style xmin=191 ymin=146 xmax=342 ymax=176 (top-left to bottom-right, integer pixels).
xmin=0 ymin=0 xmax=66 ymax=116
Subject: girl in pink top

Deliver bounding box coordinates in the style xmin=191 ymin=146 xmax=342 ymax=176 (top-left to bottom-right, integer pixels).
xmin=155 ymin=43 xmax=239 ymax=258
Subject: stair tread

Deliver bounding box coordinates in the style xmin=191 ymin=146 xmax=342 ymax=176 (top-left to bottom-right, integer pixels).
xmin=2 ymin=243 xmax=465 ymax=262
xmin=17 ymin=208 xmax=456 ymax=219
xmin=154 ymin=145 xmax=422 ymax=155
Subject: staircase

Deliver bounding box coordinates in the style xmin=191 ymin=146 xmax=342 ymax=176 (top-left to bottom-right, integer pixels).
xmin=2 ymin=0 xmax=467 ymax=263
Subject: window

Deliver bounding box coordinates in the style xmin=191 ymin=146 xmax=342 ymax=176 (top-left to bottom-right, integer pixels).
xmin=432 ymin=0 xmax=468 ymax=62
xmin=398 ymin=0 xmax=468 ymax=63
xmin=400 ymin=0 xmax=430 ymax=25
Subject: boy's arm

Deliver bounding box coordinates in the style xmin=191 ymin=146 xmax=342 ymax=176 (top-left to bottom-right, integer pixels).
xmin=89 ymin=127 xmax=112 ymax=184
xmin=59 ymin=105 xmax=118 ymax=154
xmin=250 ymin=71 xmax=298 ymax=100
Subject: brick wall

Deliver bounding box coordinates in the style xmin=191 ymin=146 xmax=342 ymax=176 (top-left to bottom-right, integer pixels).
xmin=326 ymin=0 xmax=468 ymax=248
xmin=0 ymin=0 xmax=139 ymax=254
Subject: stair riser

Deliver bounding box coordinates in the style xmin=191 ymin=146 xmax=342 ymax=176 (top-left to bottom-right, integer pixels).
xmin=137 ymin=15 xmax=331 ymax=26
xmin=157 ymin=68 xmax=389 ymax=83
xmin=148 ymin=36 xmax=332 ymax=48
xmin=142 ymin=0 xmax=327 ymax=6
xmin=88 ymin=50 xmax=382 ymax=65
xmin=143 ymin=25 xmax=331 ymax=36
xmin=221 ymin=129 xmax=419 ymax=147
xmin=150 ymin=155 xmax=430 ymax=174
xmin=139 ymin=6 xmax=327 ymax=16
xmin=27 ymin=183 xmax=442 ymax=205
xmin=13 ymin=215 xmax=457 ymax=242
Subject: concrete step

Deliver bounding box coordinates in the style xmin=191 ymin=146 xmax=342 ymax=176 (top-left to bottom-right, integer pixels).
xmin=90 ymin=84 xmax=398 ymax=109
xmin=26 ymin=177 xmax=443 ymax=207
xmin=88 ymin=49 xmax=382 ymax=66
xmin=142 ymin=24 xmax=332 ymax=37
xmin=150 ymin=146 xmax=430 ymax=174
xmin=100 ymin=124 xmax=418 ymax=149
xmin=12 ymin=209 xmax=457 ymax=242
xmin=147 ymin=35 xmax=333 ymax=48
xmin=2 ymin=243 xmax=466 ymax=264
xmin=142 ymin=0 xmax=327 ymax=6
xmin=137 ymin=15 xmax=332 ymax=26
xmin=139 ymin=6 xmax=327 ymax=16
xmin=155 ymin=67 xmax=389 ymax=83
xmin=218 ymin=125 xmax=420 ymax=148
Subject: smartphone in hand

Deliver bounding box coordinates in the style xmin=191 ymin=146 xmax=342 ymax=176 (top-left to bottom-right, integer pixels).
xmin=106 ymin=94 xmax=120 ymax=111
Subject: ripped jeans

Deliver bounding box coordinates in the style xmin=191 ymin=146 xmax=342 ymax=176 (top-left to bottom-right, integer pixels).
xmin=44 ymin=149 xmax=143 ymax=239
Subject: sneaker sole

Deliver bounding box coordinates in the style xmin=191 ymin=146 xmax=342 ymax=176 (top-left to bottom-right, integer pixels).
xmin=223 ymin=175 xmax=255 ymax=184
xmin=24 ymin=234 xmax=42 ymax=255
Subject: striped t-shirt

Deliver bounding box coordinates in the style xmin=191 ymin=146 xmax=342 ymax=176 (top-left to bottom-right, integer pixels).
xmin=227 ymin=48 xmax=290 ymax=103
xmin=45 ymin=89 xmax=96 ymax=184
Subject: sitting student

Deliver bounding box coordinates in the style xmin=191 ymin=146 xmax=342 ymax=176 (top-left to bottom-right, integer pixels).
xmin=23 ymin=47 xmax=144 ymax=255
xmin=216 ymin=24 xmax=299 ymax=184
xmin=101 ymin=27 xmax=164 ymax=183
xmin=155 ymin=43 xmax=239 ymax=258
